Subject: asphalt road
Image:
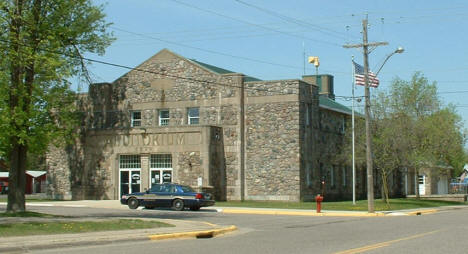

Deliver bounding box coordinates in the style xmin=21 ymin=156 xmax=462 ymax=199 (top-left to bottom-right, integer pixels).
xmin=7 ymin=205 xmax=468 ymax=254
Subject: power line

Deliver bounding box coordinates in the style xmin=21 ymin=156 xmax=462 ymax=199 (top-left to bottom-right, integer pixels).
xmin=169 ymin=0 xmax=342 ymax=47
xmin=110 ymin=26 xmax=349 ymax=75
xmin=110 ymin=25 xmax=352 ymax=75
xmin=233 ymin=0 xmax=354 ymax=40
xmin=0 ymin=38 xmax=337 ymax=101
xmin=111 ymin=26 xmax=316 ymax=72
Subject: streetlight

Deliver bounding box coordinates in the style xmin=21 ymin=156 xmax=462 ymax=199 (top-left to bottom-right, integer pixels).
xmin=351 ymin=46 xmax=404 ymax=206
xmin=375 ymin=47 xmax=404 ymax=76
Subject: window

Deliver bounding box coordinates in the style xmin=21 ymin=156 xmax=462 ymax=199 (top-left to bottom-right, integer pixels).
xmin=330 ymin=166 xmax=335 ymax=187
xmin=131 ymin=111 xmax=141 ymax=127
xmin=188 ymin=107 xmax=199 ymax=125
xmin=340 ymin=116 xmax=346 ymax=134
xmin=319 ymin=163 xmax=324 ymax=179
xmin=150 ymin=154 xmax=172 ymax=168
xmin=180 ymin=185 xmax=195 ymax=193
xmin=119 ymin=155 xmax=141 ymax=169
xmin=305 ymin=104 xmax=310 ymax=126
xmin=159 ymin=109 xmax=169 ymax=126
xmin=342 ymin=166 xmax=347 ymax=187
xmin=150 ymin=154 xmax=173 ymax=185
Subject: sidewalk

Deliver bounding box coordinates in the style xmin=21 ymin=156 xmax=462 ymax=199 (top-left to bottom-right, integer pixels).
xmin=2 ymin=199 xmax=452 ymax=216
xmin=16 ymin=200 xmax=450 ymax=216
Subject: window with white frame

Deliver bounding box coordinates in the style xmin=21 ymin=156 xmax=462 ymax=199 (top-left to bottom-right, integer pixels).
xmin=150 ymin=154 xmax=173 ymax=185
xmin=150 ymin=154 xmax=172 ymax=168
xmin=131 ymin=111 xmax=141 ymax=127
xmin=188 ymin=107 xmax=199 ymax=125
xmin=342 ymin=166 xmax=347 ymax=187
xmin=305 ymin=104 xmax=310 ymax=126
xmin=159 ymin=109 xmax=169 ymax=126
xmin=119 ymin=155 xmax=141 ymax=169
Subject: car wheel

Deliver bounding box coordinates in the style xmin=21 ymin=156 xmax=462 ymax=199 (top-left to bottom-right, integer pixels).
xmin=189 ymin=206 xmax=200 ymax=211
xmin=172 ymin=199 xmax=184 ymax=211
xmin=127 ymin=198 xmax=139 ymax=209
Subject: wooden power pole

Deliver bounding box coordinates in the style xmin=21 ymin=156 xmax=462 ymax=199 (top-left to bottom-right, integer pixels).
xmin=343 ymin=17 xmax=387 ymax=213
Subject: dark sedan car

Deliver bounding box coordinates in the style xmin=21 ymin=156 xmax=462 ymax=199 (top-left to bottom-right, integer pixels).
xmin=120 ymin=183 xmax=215 ymax=211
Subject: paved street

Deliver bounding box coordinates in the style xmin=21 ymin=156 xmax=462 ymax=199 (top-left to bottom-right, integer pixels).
xmin=3 ymin=203 xmax=468 ymax=254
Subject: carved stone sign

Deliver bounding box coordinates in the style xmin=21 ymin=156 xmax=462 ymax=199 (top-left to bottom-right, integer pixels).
xmin=97 ymin=133 xmax=201 ymax=148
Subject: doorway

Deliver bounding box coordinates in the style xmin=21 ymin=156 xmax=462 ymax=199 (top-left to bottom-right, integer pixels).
xmin=150 ymin=154 xmax=172 ymax=188
xmin=119 ymin=155 xmax=141 ymax=197
xmin=418 ymin=175 xmax=426 ymax=195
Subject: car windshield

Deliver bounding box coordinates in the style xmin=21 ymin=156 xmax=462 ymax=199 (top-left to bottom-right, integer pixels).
xmin=179 ymin=185 xmax=195 ymax=193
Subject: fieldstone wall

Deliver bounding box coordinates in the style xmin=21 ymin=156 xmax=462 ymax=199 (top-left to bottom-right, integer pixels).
xmin=177 ymin=151 xmax=203 ymax=187
xmin=46 ymin=146 xmax=72 ymax=200
xmin=244 ymin=80 xmax=303 ymax=201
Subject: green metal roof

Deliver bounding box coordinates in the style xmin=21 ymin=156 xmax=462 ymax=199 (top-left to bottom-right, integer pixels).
xmin=189 ymin=59 xmax=261 ymax=82
xmin=319 ymin=96 xmax=353 ymax=115
xmin=183 ymin=55 xmax=351 ymax=115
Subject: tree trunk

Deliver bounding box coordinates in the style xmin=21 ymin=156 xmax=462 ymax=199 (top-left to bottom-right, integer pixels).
xmin=414 ymin=168 xmax=420 ymax=199
xmin=7 ymin=141 xmax=27 ymax=212
xmin=382 ymin=172 xmax=390 ymax=206
xmin=6 ymin=0 xmax=33 ymax=213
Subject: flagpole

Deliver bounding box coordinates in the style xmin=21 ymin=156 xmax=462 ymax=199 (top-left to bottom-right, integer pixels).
xmin=351 ymin=56 xmax=356 ymax=205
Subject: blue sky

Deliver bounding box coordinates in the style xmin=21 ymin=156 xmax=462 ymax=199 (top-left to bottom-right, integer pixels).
xmin=82 ymin=0 xmax=468 ymax=134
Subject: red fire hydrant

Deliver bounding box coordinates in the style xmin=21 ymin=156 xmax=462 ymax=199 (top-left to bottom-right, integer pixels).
xmin=315 ymin=194 xmax=324 ymax=213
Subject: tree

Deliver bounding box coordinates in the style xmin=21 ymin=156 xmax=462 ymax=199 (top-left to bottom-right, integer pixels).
xmin=340 ymin=72 xmax=467 ymax=204
xmin=0 ymin=0 xmax=113 ymax=212
xmin=371 ymin=73 xmax=466 ymax=201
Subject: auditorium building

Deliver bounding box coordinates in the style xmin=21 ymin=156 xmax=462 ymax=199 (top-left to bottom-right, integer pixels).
xmin=46 ymin=49 xmax=365 ymax=201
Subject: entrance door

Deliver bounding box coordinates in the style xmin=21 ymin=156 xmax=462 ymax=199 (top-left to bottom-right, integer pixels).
xmin=119 ymin=155 xmax=141 ymax=197
xmin=418 ymin=175 xmax=426 ymax=195
xmin=150 ymin=154 xmax=172 ymax=188
xmin=437 ymin=175 xmax=448 ymax=194
xmin=120 ymin=170 xmax=141 ymax=196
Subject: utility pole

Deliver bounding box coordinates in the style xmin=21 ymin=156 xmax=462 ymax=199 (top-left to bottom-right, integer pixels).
xmin=351 ymin=55 xmax=356 ymax=205
xmin=343 ymin=17 xmax=387 ymax=213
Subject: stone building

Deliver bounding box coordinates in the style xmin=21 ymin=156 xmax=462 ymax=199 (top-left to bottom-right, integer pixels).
xmin=46 ymin=49 xmax=364 ymax=201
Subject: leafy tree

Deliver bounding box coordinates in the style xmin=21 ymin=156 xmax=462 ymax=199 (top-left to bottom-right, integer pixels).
xmin=0 ymin=0 xmax=113 ymax=212
xmin=372 ymin=73 xmax=466 ymax=201
xmin=339 ymin=72 xmax=466 ymax=204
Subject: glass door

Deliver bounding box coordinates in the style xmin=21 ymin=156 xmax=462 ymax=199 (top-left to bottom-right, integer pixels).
xmin=130 ymin=170 xmax=141 ymax=194
xmin=150 ymin=154 xmax=173 ymax=188
xmin=120 ymin=171 xmax=129 ymax=197
xmin=119 ymin=155 xmax=141 ymax=197
xmin=418 ymin=175 xmax=426 ymax=195
xmin=120 ymin=170 xmax=141 ymax=196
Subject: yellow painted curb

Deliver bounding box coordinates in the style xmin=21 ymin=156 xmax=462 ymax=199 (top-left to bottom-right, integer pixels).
xmin=220 ymin=208 xmax=386 ymax=217
xmin=148 ymin=225 xmax=237 ymax=241
xmin=406 ymin=209 xmax=438 ymax=216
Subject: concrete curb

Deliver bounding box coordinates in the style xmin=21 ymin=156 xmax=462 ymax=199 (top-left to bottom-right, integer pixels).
xmin=405 ymin=209 xmax=439 ymax=216
xmin=148 ymin=225 xmax=237 ymax=240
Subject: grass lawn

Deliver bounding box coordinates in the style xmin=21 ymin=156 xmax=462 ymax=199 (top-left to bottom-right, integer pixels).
xmin=0 ymin=216 xmax=173 ymax=237
xmin=216 ymin=198 xmax=465 ymax=211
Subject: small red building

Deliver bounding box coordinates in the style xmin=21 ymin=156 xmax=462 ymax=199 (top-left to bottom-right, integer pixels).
xmin=0 ymin=171 xmax=47 ymax=194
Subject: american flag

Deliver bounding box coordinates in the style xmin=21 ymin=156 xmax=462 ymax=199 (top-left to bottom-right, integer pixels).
xmin=353 ymin=61 xmax=379 ymax=87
